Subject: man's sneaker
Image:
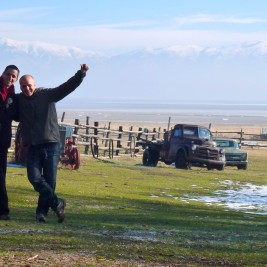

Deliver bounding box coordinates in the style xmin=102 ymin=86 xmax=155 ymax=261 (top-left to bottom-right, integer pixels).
xmin=36 ymin=213 xmax=47 ymax=223
xmin=53 ymin=198 xmax=66 ymax=223
xmin=0 ymin=214 xmax=10 ymax=220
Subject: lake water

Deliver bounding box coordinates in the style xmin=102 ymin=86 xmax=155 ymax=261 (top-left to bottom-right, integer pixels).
xmin=57 ymin=100 xmax=267 ymax=127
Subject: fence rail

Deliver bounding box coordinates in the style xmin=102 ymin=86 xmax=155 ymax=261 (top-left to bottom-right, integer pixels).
xmin=10 ymin=113 xmax=267 ymax=159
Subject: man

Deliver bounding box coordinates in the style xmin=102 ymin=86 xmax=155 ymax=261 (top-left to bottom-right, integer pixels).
xmin=18 ymin=64 xmax=89 ymax=223
xmin=0 ymin=65 xmax=19 ymax=220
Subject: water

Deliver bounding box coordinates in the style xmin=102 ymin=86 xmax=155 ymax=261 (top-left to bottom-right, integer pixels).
xmin=57 ymin=99 xmax=267 ymax=127
xmin=179 ymin=180 xmax=267 ymax=215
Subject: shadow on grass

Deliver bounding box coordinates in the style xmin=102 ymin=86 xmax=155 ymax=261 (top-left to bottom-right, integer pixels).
xmin=0 ymin=190 xmax=266 ymax=265
xmin=3 ymin=164 xmax=267 ymax=265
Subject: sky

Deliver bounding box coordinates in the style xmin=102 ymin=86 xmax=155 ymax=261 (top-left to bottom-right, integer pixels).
xmin=2 ymin=0 xmax=267 ymax=54
xmin=1 ymin=0 xmax=267 ymax=105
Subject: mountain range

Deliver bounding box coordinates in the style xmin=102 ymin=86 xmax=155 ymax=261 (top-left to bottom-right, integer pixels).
xmin=1 ymin=36 xmax=267 ymax=104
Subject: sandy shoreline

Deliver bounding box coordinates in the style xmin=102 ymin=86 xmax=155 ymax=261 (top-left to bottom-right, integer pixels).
xmin=58 ymin=109 xmax=267 ymax=135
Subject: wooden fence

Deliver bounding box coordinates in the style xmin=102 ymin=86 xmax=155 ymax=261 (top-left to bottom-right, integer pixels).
xmin=58 ymin=118 xmax=162 ymax=158
xmin=58 ymin=113 xmax=267 ymax=158
xmin=211 ymin=129 xmax=267 ymax=149
xmin=10 ymin=113 xmax=267 ymax=159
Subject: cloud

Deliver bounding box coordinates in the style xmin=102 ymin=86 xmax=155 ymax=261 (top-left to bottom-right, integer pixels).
xmin=2 ymin=36 xmax=267 ymax=60
xmin=129 ymin=41 xmax=267 ymax=60
xmin=0 ymin=7 xmax=51 ymax=21
xmin=0 ymin=37 xmax=102 ymax=58
xmin=98 ymin=20 xmax=157 ymax=29
xmin=174 ymin=14 xmax=267 ymax=25
xmin=1 ymin=5 xmax=267 ymax=55
xmin=1 ymin=12 xmax=267 ymax=56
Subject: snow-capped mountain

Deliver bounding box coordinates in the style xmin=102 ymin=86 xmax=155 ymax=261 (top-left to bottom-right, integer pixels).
xmin=1 ymin=36 xmax=267 ymax=103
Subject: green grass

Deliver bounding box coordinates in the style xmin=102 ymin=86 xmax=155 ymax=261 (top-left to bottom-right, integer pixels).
xmin=1 ymin=151 xmax=266 ymax=266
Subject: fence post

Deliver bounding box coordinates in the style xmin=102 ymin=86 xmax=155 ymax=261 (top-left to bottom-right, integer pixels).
xmin=157 ymin=127 xmax=161 ymax=140
xmin=73 ymin=119 xmax=79 ymax=143
xmin=136 ymin=127 xmax=142 ymax=148
xmin=84 ymin=116 xmax=90 ymax=155
xmin=144 ymin=128 xmax=148 ymax=140
xmin=61 ymin=112 xmax=65 ymax=122
xmin=94 ymin=121 xmax=99 ymax=137
xmin=116 ymin=126 xmax=123 ymax=156
xmin=104 ymin=122 xmax=111 ymax=157
xmin=240 ymin=128 xmax=243 ymax=144
xmin=126 ymin=126 xmax=133 ymax=154
xmin=102 ymin=124 xmax=106 ymax=145
xmin=152 ymin=128 xmax=157 ymax=141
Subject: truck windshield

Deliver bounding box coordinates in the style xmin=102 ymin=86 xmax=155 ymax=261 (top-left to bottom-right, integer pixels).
xmin=183 ymin=127 xmax=198 ymax=137
xmin=198 ymin=128 xmax=211 ymax=140
xmin=183 ymin=126 xmax=211 ymax=140
xmin=216 ymin=140 xmax=239 ymax=148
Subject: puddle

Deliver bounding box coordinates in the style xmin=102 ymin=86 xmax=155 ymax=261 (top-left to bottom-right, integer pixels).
xmin=153 ymin=180 xmax=267 ymax=215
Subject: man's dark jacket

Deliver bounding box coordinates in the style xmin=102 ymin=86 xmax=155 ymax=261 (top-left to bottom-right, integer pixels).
xmin=0 ymin=93 xmax=18 ymax=149
xmin=18 ymin=70 xmax=86 ymax=147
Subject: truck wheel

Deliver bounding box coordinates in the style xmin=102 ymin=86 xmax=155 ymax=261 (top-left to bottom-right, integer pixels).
xmin=175 ymin=150 xmax=189 ymax=169
xmin=216 ymin=165 xmax=225 ymax=171
xmin=238 ymin=164 xmax=247 ymax=170
xmin=207 ymin=165 xmax=213 ymax=170
xmin=143 ymin=149 xmax=158 ymax=167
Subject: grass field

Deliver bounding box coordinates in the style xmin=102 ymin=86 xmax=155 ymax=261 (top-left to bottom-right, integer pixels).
xmin=1 ymin=149 xmax=266 ymax=266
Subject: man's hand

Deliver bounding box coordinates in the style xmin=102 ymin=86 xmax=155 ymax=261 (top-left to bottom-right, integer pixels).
xmin=80 ymin=64 xmax=89 ymax=73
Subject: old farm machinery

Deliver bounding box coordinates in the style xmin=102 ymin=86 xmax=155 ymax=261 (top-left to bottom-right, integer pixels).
xmin=14 ymin=124 xmax=81 ymax=170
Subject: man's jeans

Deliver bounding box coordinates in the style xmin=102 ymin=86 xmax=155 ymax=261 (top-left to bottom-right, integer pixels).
xmin=0 ymin=148 xmax=9 ymax=215
xmin=27 ymin=142 xmax=60 ymax=215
